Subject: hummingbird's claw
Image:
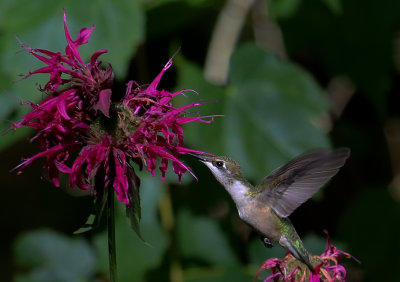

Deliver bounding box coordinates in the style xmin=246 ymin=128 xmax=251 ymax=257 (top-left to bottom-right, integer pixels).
xmin=261 ymin=236 xmax=274 ymax=248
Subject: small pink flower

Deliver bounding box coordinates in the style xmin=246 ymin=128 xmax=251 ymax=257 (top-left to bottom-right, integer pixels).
xmin=12 ymin=11 xmax=212 ymax=205
xmin=255 ymin=231 xmax=360 ymax=282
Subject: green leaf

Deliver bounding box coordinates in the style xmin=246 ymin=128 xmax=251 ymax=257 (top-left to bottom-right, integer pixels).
xmin=0 ymin=0 xmax=144 ymax=78
xmin=177 ymin=209 xmax=253 ymax=281
xmin=268 ymin=0 xmax=301 ymax=19
xmin=66 ymin=0 xmax=145 ymax=78
xmin=226 ymin=43 xmax=331 ymax=179
xmin=73 ymin=189 xmax=106 ymax=234
xmin=13 ymin=229 xmax=96 ymax=282
xmin=177 ymin=209 xmax=237 ymax=265
xmin=125 ymin=165 xmax=147 ymax=242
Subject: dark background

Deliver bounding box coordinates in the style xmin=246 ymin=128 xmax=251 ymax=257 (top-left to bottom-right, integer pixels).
xmin=1 ymin=0 xmax=399 ymax=281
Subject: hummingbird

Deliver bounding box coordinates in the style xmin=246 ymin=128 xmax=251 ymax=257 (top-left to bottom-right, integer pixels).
xmin=190 ymin=148 xmax=350 ymax=271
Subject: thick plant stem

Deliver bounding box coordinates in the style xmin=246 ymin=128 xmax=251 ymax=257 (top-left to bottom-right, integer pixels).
xmin=108 ymin=187 xmax=117 ymax=282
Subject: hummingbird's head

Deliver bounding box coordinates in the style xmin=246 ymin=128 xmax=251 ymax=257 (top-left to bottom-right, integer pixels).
xmin=189 ymin=154 xmax=245 ymax=187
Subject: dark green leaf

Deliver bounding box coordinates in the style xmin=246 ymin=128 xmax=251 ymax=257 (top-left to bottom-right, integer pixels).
xmin=337 ymin=188 xmax=400 ymax=281
xmin=226 ymin=43 xmax=331 ymax=179
xmin=65 ymin=0 xmax=145 ymax=78
xmin=125 ymin=165 xmax=147 ymax=242
xmin=268 ymin=0 xmax=301 ymax=19
xmin=177 ymin=210 xmax=253 ymax=281
xmin=14 ymin=229 xmax=95 ymax=282
xmin=177 ymin=209 xmax=237 ymax=265
xmin=73 ymin=189 xmax=107 ymax=234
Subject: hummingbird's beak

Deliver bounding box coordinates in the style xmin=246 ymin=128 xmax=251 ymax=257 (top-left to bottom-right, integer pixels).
xmin=188 ymin=153 xmax=208 ymax=162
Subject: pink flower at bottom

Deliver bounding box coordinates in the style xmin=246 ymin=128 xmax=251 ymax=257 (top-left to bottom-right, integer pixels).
xmin=255 ymin=231 xmax=360 ymax=282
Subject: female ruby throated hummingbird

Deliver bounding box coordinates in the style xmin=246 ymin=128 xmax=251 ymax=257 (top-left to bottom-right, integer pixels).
xmin=191 ymin=148 xmax=350 ymax=271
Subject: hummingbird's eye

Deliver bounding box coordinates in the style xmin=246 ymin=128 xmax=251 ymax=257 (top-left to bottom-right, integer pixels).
xmin=215 ymin=161 xmax=224 ymax=168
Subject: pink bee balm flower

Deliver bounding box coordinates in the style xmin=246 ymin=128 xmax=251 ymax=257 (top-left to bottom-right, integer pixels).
xmin=255 ymin=231 xmax=360 ymax=282
xmin=11 ymin=11 xmax=212 ymax=205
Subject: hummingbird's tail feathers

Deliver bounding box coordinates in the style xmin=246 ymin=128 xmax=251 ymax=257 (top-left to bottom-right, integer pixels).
xmin=279 ymin=235 xmax=315 ymax=272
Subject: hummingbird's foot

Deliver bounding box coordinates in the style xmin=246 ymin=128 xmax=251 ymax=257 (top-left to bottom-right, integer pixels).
xmin=261 ymin=236 xmax=274 ymax=248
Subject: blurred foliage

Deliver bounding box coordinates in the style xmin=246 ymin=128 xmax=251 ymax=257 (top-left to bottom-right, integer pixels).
xmin=1 ymin=0 xmax=400 ymax=281
xmin=14 ymin=229 xmax=96 ymax=282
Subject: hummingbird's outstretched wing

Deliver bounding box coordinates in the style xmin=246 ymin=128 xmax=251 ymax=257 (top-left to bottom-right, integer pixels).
xmin=256 ymin=148 xmax=350 ymax=218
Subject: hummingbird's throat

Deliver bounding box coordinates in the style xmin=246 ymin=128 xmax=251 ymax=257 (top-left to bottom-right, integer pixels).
xmin=225 ymin=180 xmax=251 ymax=203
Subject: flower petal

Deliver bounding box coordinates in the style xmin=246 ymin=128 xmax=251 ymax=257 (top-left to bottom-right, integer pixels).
xmin=113 ymin=149 xmax=129 ymax=204
xmin=94 ymin=89 xmax=112 ymax=117
xmin=63 ymin=10 xmax=94 ymax=64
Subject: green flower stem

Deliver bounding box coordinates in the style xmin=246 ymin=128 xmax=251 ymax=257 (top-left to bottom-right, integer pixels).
xmin=108 ymin=187 xmax=117 ymax=282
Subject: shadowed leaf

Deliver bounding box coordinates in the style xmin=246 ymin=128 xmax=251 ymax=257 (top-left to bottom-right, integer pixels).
xmin=125 ymin=165 xmax=147 ymax=243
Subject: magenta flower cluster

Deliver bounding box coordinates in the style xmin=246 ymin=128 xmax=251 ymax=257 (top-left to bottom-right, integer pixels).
xmin=12 ymin=11 xmax=210 ymax=205
xmin=256 ymin=231 xmax=360 ymax=282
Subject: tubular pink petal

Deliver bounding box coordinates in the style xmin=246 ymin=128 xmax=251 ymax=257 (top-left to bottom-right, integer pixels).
xmin=146 ymin=59 xmax=173 ymax=93
xmin=11 ymin=144 xmax=65 ymax=172
xmin=74 ymin=26 xmax=95 ymax=46
xmin=113 ymin=149 xmax=129 ymax=204
xmin=48 ymin=163 xmax=61 ymax=187
xmin=56 ymin=94 xmax=71 ymax=120
xmin=174 ymin=147 xmax=212 ymax=156
xmin=63 ymin=10 xmax=94 ymax=64
xmin=159 ymin=158 xmax=169 ymax=180
xmin=70 ymin=147 xmax=92 ymax=188
xmin=94 ymin=89 xmax=112 ymax=117
xmin=54 ymin=160 xmax=72 ymax=174
xmin=176 ymin=117 xmax=204 ymax=124
xmin=264 ymin=272 xmax=280 ymax=281
xmin=90 ymin=49 xmax=108 ymax=64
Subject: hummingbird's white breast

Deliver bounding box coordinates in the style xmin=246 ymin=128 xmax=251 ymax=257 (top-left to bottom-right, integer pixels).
xmin=225 ymin=180 xmax=256 ymax=223
xmin=227 ymin=180 xmax=250 ymax=203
